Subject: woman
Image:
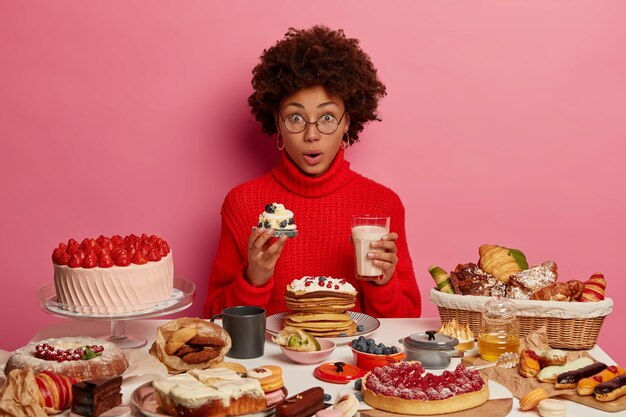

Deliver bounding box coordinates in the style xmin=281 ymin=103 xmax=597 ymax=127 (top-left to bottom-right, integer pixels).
xmin=204 ymin=26 xmax=421 ymax=318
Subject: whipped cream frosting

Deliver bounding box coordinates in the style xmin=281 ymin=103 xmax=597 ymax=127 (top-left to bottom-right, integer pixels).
xmin=54 ymin=252 xmax=174 ymax=313
xmin=189 ymin=368 xmax=241 ymax=383
xmin=210 ymin=378 xmax=264 ymax=400
xmin=288 ymin=276 xmax=356 ymax=295
xmin=170 ymin=384 xmax=230 ymax=408
xmin=258 ymin=203 xmax=297 ymax=230
xmin=153 ymin=367 xmax=265 ymax=409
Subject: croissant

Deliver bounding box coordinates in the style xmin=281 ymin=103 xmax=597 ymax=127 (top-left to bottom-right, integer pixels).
xmin=478 ymin=244 xmax=528 ymax=284
xmin=530 ymin=280 xmax=584 ymax=301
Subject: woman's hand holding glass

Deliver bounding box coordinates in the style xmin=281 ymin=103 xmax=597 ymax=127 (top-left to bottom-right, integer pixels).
xmin=366 ymin=232 xmax=399 ymax=285
xmin=244 ymin=227 xmax=288 ymax=286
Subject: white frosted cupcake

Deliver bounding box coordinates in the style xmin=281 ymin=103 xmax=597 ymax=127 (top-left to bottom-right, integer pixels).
xmin=256 ymin=203 xmax=298 ymax=237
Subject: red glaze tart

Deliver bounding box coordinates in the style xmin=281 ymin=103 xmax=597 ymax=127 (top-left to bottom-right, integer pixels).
xmin=362 ymin=362 xmax=489 ymax=415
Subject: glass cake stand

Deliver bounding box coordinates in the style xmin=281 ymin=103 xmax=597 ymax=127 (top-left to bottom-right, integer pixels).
xmin=37 ymin=277 xmax=195 ymax=349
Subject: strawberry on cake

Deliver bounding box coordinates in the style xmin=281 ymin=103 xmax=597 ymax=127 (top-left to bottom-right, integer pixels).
xmin=52 ymin=233 xmax=173 ymax=313
xmin=362 ymin=362 xmax=489 ymax=415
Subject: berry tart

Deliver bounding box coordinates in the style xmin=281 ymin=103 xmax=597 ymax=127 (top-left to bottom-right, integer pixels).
xmin=52 ymin=233 xmax=173 ymax=313
xmin=257 ymin=203 xmax=297 ymax=237
xmin=362 ymin=362 xmax=489 ymax=415
xmin=5 ymin=336 xmax=128 ymax=383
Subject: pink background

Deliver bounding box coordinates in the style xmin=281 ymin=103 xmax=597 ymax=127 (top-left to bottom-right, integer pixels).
xmin=1 ymin=1 xmax=625 ymax=364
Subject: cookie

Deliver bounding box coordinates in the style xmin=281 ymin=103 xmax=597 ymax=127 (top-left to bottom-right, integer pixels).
xmin=247 ymin=365 xmax=284 ymax=393
xmin=181 ymin=347 xmax=220 ymax=364
xmin=165 ymin=327 xmax=198 ymax=355
xmin=175 ymin=344 xmax=202 ymax=357
xmin=188 ymin=335 xmax=226 ymax=347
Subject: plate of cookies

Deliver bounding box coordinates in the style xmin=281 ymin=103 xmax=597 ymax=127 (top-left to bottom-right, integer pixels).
xmin=266 ymin=311 xmax=380 ymax=345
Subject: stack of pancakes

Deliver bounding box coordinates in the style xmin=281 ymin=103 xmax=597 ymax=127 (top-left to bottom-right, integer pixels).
xmin=283 ymin=276 xmax=358 ymax=337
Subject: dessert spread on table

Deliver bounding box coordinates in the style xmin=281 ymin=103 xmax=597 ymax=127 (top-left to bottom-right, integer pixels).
xmin=1 ymin=239 xmax=622 ymax=417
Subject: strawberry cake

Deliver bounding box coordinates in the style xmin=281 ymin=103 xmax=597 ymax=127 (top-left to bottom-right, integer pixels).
xmin=362 ymin=362 xmax=489 ymax=415
xmin=52 ymin=234 xmax=173 ymax=313
xmin=4 ymin=336 xmax=128 ymax=383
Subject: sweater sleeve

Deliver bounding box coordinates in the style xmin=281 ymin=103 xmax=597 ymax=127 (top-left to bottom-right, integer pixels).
xmin=203 ymin=198 xmax=274 ymax=318
xmin=360 ymin=196 xmax=422 ymax=317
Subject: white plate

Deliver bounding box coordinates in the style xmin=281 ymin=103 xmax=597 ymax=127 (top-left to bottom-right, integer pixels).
xmin=131 ymin=381 xmax=277 ymax=417
xmin=266 ymin=311 xmax=380 ymax=345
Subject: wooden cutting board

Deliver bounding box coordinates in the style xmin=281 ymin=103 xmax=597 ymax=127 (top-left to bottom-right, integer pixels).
xmin=461 ymin=356 xmax=626 ymax=413
xmin=360 ymin=398 xmax=512 ymax=417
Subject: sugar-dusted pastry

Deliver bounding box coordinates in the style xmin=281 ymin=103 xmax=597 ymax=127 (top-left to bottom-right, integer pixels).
xmin=449 ymin=263 xmax=506 ymax=296
xmin=428 ymin=266 xmax=455 ymax=294
xmin=578 ymin=365 xmax=625 ymax=396
xmin=478 ymin=244 xmax=528 ymax=284
xmin=531 ymin=280 xmax=584 ymax=302
xmin=506 ymin=261 xmax=558 ymax=300
xmin=580 ymin=272 xmax=606 ymax=302
xmin=437 ymin=319 xmax=475 ymax=351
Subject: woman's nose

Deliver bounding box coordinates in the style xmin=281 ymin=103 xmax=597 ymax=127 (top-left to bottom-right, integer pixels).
xmin=303 ymin=123 xmax=320 ymax=142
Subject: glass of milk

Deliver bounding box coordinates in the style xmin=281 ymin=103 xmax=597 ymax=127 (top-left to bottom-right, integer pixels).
xmin=351 ymin=215 xmax=390 ymax=280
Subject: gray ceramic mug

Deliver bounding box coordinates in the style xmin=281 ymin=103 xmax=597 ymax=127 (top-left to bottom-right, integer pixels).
xmin=211 ymin=306 xmax=266 ymax=359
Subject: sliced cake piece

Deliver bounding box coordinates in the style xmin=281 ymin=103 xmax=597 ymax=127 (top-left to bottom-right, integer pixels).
xmin=71 ymin=375 xmax=122 ymax=417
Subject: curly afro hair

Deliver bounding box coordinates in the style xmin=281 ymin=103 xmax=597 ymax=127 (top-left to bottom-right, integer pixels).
xmin=248 ymin=25 xmax=387 ymax=145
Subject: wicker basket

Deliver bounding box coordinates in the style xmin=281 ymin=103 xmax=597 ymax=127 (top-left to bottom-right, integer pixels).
xmin=429 ymin=288 xmax=613 ymax=350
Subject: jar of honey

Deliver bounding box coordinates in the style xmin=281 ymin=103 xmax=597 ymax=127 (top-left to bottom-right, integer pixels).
xmin=478 ymin=296 xmax=519 ymax=361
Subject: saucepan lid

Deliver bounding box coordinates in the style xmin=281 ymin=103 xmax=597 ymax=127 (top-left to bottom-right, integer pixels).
xmin=401 ymin=330 xmax=459 ymax=350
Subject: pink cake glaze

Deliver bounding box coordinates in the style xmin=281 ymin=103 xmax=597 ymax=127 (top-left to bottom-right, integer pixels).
xmin=54 ymin=252 xmax=174 ymax=314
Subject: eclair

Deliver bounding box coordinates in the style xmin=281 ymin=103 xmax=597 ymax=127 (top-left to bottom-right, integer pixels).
xmin=595 ymin=373 xmax=626 ymax=402
xmin=554 ymin=362 xmax=607 ymax=389
xmin=537 ymin=357 xmax=594 ymax=384
xmin=275 ymin=387 xmax=326 ymax=417
xmin=578 ymin=365 xmax=625 ymax=396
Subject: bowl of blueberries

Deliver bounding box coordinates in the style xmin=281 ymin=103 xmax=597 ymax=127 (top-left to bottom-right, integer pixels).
xmin=349 ymin=336 xmax=406 ymax=371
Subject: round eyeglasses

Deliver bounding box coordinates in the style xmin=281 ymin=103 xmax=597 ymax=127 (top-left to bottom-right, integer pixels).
xmin=279 ymin=110 xmax=346 ymax=135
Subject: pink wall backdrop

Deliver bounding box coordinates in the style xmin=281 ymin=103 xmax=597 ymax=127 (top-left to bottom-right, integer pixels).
xmin=1 ymin=1 xmax=625 ymax=363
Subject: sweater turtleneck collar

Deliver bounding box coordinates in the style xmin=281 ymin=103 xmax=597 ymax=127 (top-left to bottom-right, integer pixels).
xmin=271 ymin=148 xmax=355 ymax=197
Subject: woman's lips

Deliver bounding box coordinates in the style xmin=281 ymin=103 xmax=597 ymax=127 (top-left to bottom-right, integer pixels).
xmin=303 ymin=153 xmax=323 ymax=165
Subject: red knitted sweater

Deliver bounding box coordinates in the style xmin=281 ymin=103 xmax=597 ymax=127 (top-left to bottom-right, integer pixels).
xmin=204 ymin=149 xmax=422 ymax=318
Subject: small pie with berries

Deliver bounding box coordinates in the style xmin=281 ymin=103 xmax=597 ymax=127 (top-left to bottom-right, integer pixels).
xmin=362 ymin=362 xmax=490 ymax=415
xmin=5 ymin=336 xmax=128 ymax=383
xmin=52 ymin=233 xmax=173 ymax=313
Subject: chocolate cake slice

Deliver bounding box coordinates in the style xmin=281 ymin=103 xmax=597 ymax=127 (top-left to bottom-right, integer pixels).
xmin=71 ymin=375 xmax=122 ymax=417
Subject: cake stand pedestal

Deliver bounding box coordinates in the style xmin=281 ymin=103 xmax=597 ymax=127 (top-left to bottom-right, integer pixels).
xmin=37 ymin=277 xmax=195 ymax=349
